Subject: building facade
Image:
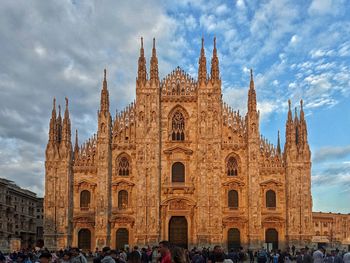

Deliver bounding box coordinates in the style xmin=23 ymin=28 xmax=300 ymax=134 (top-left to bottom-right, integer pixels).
xmin=0 ymin=178 xmax=40 ymax=251
xmin=44 ymin=38 xmax=348 ymax=251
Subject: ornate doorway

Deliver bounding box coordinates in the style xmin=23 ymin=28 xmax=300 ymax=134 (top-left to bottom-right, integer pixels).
xmin=78 ymin=229 xmax=91 ymax=250
xmin=116 ymin=228 xmax=129 ymax=250
xmin=265 ymin=228 xmax=278 ymax=249
xmin=228 ymin=228 xmax=241 ymax=250
xmin=169 ymin=216 xmax=188 ymax=248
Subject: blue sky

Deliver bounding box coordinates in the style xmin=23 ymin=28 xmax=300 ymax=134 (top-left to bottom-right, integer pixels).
xmin=0 ymin=0 xmax=349 ymax=212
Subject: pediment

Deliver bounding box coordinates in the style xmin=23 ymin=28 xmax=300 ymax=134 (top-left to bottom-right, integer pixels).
xmin=163 ymin=145 xmax=193 ymax=155
xmin=161 ymin=196 xmax=196 ymax=207
xmin=260 ymin=179 xmax=283 ymax=187
xmin=222 ymin=178 xmax=245 ymax=187
xmin=75 ymin=179 xmax=97 ymax=187
xmin=222 ymin=216 xmax=248 ymax=223
xmin=112 ymin=179 xmax=135 ymax=187
xmin=263 ymin=216 xmax=285 ymax=222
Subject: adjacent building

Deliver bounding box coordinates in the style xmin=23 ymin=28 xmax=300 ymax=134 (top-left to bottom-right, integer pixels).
xmin=0 ymin=178 xmax=41 ymax=251
xmin=44 ymin=38 xmax=350 ymax=251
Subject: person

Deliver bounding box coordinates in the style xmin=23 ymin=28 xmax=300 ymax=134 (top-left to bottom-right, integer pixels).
xmin=247 ymin=250 xmax=254 ymax=263
xmin=159 ymin=241 xmax=171 ymax=263
xmin=128 ymin=251 xmax=141 ymax=263
xmin=343 ymin=251 xmax=350 ymax=263
xmin=170 ymin=247 xmax=188 ymax=263
xmin=208 ymin=245 xmax=225 ymax=263
xmin=313 ymin=247 xmax=325 ymax=263
xmin=39 ymin=253 xmax=52 ymax=263
xmin=257 ymin=248 xmax=268 ymax=263
xmin=60 ymin=252 xmax=72 ymax=263
xmin=101 ymin=247 xmax=115 ymax=263
xmin=71 ymin=248 xmax=87 ymax=263
xmin=303 ymin=247 xmax=312 ymax=263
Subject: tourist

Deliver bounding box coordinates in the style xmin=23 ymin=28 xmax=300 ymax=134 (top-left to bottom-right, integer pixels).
xmin=100 ymin=247 xmax=115 ymax=263
xmin=208 ymin=245 xmax=226 ymax=263
xmin=71 ymin=248 xmax=87 ymax=263
xmin=257 ymin=248 xmax=268 ymax=263
xmin=170 ymin=246 xmax=189 ymax=263
xmin=343 ymin=251 xmax=350 ymax=263
xmin=39 ymin=253 xmax=52 ymax=263
xmin=313 ymin=247 xmax=325 ymax=263
xmin=302 ymin=247 xmax=312 ymax=263
xmin=128 ymin=251 xmax=141 ymax=263
xmin=60 ymin=252 xmax=71 ymax=263
xmin=158 ymin=241 xmax=172 ymax=263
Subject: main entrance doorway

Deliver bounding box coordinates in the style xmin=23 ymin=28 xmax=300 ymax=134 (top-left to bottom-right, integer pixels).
xmin=169 ymin=216 xmax=188 ymax=248
xmin=78 ymin=229 xmax=91 ymax=250
xmin=265 ymin=228 xmax=278 ymax=250
xmin=116 ymin=228 xmax=129 ymax=250
xmin=227 ymin=228 xmax=241 ymax=250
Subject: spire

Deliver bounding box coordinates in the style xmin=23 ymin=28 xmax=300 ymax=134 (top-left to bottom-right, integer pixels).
xmin=137 ymin=37 xmax=147 ymax=85
xmin=210 ymin=37 xmax=220 ymax=82
xmin=74 ymin=129 xmax=79 ymax=157
xmin=100 ymin=69 xmax=110 ymax=113
xmin=198 ymin=37 xmax=207 ymax=84
xmin=248 ymin=69 xmax=257 ymax=112
xmin=49 ymin=98 xmax=57 ymax=142
xmin=56 ymin=104 xmax=62 ymax=143
xmin=300 ymin=99 xmax=304 ymax=121
xmin=62 ymin=97 xmax=71 ymax=143
xmin=150 ymin=37 xmax=159 ymax=83
xmin=277 ymin=130 xmax=281 ymax=155
xmin=287 ymin=99 xmax=292 ymax=122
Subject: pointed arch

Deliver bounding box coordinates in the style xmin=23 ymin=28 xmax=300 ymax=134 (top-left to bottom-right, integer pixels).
xmin=116 ymin=153 xmax=131 ymax=176
xmin=168 ymin=105 xmax=189 ymax=141
xmin=226 ymin=153 xmax=241 ymax=177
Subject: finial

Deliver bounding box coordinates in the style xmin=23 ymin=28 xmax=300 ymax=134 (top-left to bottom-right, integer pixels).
xmin=141 ymin=37 xmax=144 ymax=49
xmin=58 ymin=105 xmax=61 ymax=115
xmin=300 ymin=99 xmax=303 ymax=110
xmin=214 ymin=36 xmax=216 ymax=49
xmin=250 ymin=69 xmax=253 ymax=80
xmin=153 ymin=37 xmax=155 ymax=49
xmin=53 ymin=97 xmax=56 ymax=109
xmin=65 ymin=97 xmax=68 ymax=108
xmin=104 ymin=68 xmax=107 ymax=81
xmin=288 ymin=99 xmax=291 ymax=111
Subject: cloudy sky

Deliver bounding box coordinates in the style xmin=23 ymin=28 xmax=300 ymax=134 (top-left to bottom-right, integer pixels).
xmin=0 ymin=0 xmax=349 ymax=212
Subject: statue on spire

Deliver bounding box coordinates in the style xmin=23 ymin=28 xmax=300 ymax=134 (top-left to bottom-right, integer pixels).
xmin=150 ymin=37 xmax=159 ymax=83
xmin=198 ymin=37 xmax=207 ymax=84
xmin=137 ymin=37 xmax=147 ymax=85
xmin=210 ymin=37 xmax=220 ymax=83
xmin=100 ymin=69 xmax=110 ymax=113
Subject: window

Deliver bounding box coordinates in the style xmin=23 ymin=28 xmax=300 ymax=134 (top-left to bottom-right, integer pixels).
xmin=171 ymin=111 xmax=185 ymax=141
xmin=228 ymin=190 xmax=238 ymax=208
xmin=227 ymin=157 xmax=238 ymax=176
xmin=80 ymin=190 xmax=91 ymax=209
xmin=172 ymin=162 xmax=185 ymax=182
xmin=118 ymin=157 xmax=130 ymax=176
xmin=118 ymin=190 xmax=128 ymax=210
xmin=266 ymin=190 xmax=276 ymax=208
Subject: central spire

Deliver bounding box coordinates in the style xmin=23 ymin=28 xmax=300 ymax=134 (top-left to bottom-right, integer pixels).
xmin=137 ymin=37 xmax=147 ymax=85
xmin=248 ymin=69 xmax=257 ymax=112
xmin=198 ymin=37 xmax=207 ymax=84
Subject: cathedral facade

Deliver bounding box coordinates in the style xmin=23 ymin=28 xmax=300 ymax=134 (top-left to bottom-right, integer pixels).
xmin=44 ymin=38 xmax=315 ymax=251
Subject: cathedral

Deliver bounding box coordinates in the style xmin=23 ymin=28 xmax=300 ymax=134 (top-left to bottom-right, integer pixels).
xmin=44 ymin=38 xmax=345 ymax=252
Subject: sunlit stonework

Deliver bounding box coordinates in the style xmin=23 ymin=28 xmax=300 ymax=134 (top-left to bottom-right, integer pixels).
xmin=44 ymin=38 xmax=350 ymax=251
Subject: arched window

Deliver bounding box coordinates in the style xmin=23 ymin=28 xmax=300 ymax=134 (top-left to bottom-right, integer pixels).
xmin=80 ymin=190 xmax=91 ymax=209
xmin=118 ymin=190 xmax=128 ymax=209
xmin=172 ymin=162 xmax=185 ymax=183
xmin=227 ymin=157 xmax=238 ymax=176
xmin=266 ymin=190 xmax=276 ymax=208
xmin=172 ymin=111 xmax=185 ymax=141
xmin=265 ymin=228 xmax=278 ymax=249
xmin=118 ymin=157 xmax=130 ymax=176
xmin=228 ymin=190 xmax=238 ymax=209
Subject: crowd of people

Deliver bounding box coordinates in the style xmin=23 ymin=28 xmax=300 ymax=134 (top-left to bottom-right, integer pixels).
xmin=0 ymin=242 xmax=349 ymax=263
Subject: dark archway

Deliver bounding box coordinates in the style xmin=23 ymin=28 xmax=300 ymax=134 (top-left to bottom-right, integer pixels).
xmin=80 ymin=190 xmax=91 ymax=209
xmin=78 ymin=229 xmax=91 ymax=250
xmin=266 ymin=190 xmax=276 ymax=208
xmin=265 ymin=228 xmax=278 ymax=249
xmin=116 ymin=228 xmax=129 ymax=250
xmin=172 ymin=162 xmax=185 ymax=183
xmin=228 ymin=228 xmax=241 ymax=250
xmin=169 ymin=216 xmax=188 ymax=248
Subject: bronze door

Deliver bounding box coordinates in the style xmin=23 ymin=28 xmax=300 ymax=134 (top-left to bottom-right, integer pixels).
xmin=116 ymin=228 xmax=129 ymax=249
xmin=265 ymin=228 xmax=278 ymax=249
xmin=169 ymin=216 xmax=188 ymax=248
xmin=228 ymin=228 xmax=241 ymax=250
xmin=78 ymin=229 xmax=91 ymax=250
